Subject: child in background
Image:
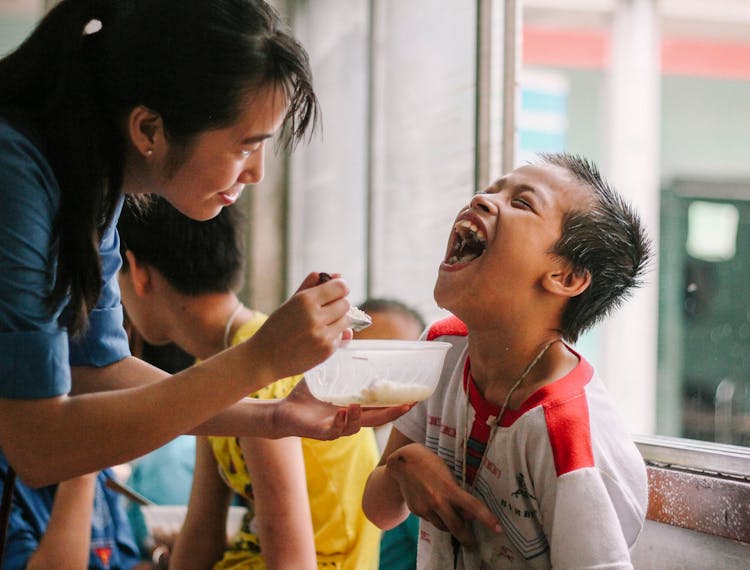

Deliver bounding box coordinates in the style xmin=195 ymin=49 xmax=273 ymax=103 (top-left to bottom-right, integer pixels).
xmin=353 ymin=298 xmax=426 ymax=570
xmin=0 ymin=456 xmax=149 ymax=570
xmin=362 ymin=153 xmax=651 ymax=569
xmin=117 ymin=198 xmax=380 ymax=570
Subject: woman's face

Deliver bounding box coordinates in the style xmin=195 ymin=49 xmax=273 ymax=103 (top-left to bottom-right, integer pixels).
xmin=156 ymin=86 xmax=288 ymax=221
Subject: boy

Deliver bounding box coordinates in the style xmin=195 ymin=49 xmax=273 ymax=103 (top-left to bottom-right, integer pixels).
xmin=362 ymin=153 xmax=651 ymax=569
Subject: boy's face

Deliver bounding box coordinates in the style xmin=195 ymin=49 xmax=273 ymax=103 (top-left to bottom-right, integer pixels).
xmin=434 ymin=163 xmax=591 ymax=320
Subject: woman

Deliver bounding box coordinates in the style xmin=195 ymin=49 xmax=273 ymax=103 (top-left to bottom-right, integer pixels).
xmin=0 ymin=0 xmax=406 ymax=489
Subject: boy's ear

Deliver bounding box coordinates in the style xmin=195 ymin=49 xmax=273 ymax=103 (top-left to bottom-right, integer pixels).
xmin=127 ymin=105 xmax=165 ymax=159
xmin=542 ymin=263 xmax=591 ymax=299
xmin=123 ymin=250 xmax=153 ymax=297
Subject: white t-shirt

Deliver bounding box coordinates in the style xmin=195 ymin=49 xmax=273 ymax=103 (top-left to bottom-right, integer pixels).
xmin=394 ymin=316 xmax=648 ymax=570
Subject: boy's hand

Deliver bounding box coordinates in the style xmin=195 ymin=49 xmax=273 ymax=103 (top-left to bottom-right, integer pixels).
xmin=272 ymin=379 xmax=412 ymax=440
xmin=385 ymin=443 xmax=502 ymax=547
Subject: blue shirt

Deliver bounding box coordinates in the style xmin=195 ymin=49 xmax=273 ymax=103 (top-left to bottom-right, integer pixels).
xmin=0 ymin=455 xmax=142 ymax=570
xmin=0 ymin=117 xmax=130 ymax=400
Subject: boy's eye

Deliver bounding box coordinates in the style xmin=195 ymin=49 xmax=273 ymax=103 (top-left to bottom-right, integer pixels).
xmin=512 ymin=197 xmax=532 ymax=209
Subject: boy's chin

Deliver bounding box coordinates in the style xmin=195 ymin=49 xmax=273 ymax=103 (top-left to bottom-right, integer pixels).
xmin=433 ymin=279 xmax=458 ymax=312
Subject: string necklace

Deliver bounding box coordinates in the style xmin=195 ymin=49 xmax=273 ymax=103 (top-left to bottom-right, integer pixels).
xmin=222 ymin=302 xmax=243 ymax=349
xmin=460 ymin=337 xmax=561 ymax=490
xmin=453 ymin=338 xmax=561 ymax=569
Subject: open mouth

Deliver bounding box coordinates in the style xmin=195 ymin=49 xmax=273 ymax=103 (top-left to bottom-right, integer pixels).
xmin=445 ymin=219 xmax=487 ymax=265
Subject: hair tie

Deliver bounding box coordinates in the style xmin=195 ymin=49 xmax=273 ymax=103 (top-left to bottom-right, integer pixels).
xmin=82 ymin=18 xmax=103 ymax=35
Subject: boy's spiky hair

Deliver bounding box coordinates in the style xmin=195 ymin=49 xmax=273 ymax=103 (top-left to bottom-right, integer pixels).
xmin=538 ymin=152 xmax=652 ymax=342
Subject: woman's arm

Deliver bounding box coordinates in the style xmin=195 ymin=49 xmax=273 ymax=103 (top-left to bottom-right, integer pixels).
xmin=25 ymin=474 xmax=97 ymax=570
xmin=240 ymin=434 xmax=317 ymax=570
xmin=0 ymin=344 xmax=276 ymax=487
xmin=0 ymin=360 xmax=411 ymax=488
xmin=0 ymin=275 xmax=394 ymax=486
xmin=169 ymin=437 xmax=233 ymax=570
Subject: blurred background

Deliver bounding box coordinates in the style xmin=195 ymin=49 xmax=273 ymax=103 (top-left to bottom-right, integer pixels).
xmin=3 ymin=0 xmax=749 ymax=446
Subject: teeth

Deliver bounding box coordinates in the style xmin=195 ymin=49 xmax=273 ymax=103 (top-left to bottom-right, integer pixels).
xmin=453 ymin=219 xmax=486 ymax=243
xmin=446 ymin=218 xmax=487 ymax=265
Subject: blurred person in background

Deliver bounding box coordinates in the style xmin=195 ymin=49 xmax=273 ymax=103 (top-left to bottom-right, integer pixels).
xmin=0 ymin=457 xmax=150 ymax=570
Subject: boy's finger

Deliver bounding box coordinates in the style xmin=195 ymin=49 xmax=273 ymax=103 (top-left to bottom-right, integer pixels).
xmin=457 ymin=495 xmax=502 ymax=534
xmin=439 ymin=506 xmax=476 ymax=547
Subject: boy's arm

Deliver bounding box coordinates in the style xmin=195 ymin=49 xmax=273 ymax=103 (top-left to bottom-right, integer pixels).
xmin=547 ymin=468 xmax=635 ymax=569
xmin=170 ymin=437 xmax=233 ymax=570
xmin=25 ymin=474 xmax=97 ymax=570
xmin=239 ymin=435 xmax=317 ymax=569
xmin=363 ymin=427 xmax=501 ymax=548
xmin=362 ymin=427 xmax=417 ymax=530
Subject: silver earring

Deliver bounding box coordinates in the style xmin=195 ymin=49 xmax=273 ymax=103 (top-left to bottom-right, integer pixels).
xmin=146 ymin=149 xmax=153 ymax=157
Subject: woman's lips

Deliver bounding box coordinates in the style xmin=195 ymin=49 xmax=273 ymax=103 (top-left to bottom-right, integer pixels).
xmin=218 ymin=189 xmax=242 ymax=205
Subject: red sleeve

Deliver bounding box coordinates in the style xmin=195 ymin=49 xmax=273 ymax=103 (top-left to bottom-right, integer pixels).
xmin=544 ymin=393 xmax=595 ymax=476
xmin=426 ymin=315 xmax=468 ymax=340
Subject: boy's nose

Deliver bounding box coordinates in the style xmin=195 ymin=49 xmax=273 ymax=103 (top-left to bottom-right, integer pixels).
xmin=470 ymin=193 xmax=494 ymax=214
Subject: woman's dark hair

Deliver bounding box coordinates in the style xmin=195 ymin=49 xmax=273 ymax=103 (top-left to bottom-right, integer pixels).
xmin=118 ymin=196 xmax=245 ymax=296
xmin=540 ymin=153 xmax=652 ymax=343
xmin=0 ymin=0 xmax=317 ymax=335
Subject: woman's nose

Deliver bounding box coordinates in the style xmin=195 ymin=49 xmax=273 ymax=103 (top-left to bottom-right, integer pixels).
xmin=238 ymin=148 xmax=265 ymax=185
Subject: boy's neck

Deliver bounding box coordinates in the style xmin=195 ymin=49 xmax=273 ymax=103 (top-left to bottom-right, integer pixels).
xmin=167 ymin=293 xmax=253 ymax=360
xmin=466 ymin=331 xmax=575 ymax=409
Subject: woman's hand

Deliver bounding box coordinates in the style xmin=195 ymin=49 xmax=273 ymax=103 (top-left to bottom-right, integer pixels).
xmin=271 ymin=379 xmax=412 ymax=440
xmin=251 ymin=272 xmax=352 ymax=380
xmin=385 ymin=443 xmax=501 ymax=548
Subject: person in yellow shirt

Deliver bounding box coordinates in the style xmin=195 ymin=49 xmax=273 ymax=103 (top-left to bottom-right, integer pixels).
xmin=117 ymin=197 xmax=381 ymax=570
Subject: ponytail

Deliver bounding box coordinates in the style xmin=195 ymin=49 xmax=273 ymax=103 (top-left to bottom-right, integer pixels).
xmin=0 ymin=0 xmax=122 ymax=336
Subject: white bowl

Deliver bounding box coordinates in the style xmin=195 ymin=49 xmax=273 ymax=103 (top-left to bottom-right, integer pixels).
xmin=304 ymin=340 xmax=451 ymax=406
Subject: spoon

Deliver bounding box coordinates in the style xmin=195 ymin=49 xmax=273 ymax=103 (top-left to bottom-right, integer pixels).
xmin=317 ymin=272 xmax=372 ymax=332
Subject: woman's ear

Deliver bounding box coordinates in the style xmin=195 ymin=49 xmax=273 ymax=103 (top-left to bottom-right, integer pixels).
xmin=122 ymin=250 xmax=153 ymax=297
xmin=127 ymin=105 xmax=165 ymax=159
xmin=542 ymin=263 xmax=591 ymax=299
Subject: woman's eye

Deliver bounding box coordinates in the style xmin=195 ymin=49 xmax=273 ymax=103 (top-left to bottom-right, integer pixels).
xmin=512 ymin=198 xmax=532 ymax=209
xmin=240 ymin=142 xmax=262 ymax=158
